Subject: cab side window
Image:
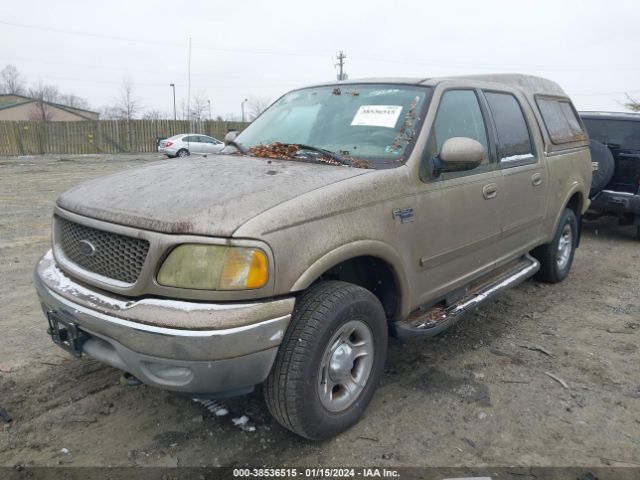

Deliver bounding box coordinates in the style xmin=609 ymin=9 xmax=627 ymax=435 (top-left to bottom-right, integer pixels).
xmin=484 ymin=92 xmax=535 ymax=167
xmin=536 ymin=97 xmax=586 ymax=144
xmin=421 ymin=90 xmax=490 ymax=181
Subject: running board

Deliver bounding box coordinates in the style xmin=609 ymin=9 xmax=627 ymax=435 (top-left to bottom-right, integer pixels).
xmin=394 ymin=254 xmax=540 ymax=340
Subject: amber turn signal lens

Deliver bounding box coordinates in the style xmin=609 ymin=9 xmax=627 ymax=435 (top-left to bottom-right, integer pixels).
xmin=220 ymin=248 xmax=268 ymax=290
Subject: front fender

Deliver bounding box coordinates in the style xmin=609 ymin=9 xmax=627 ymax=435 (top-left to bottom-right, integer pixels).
xmin=290 ymin=240 xmax=411 ymax=319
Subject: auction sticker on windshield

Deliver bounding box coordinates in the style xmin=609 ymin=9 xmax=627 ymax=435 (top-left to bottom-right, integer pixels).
xmin=351 ymin=105 xmax=403 ymax=128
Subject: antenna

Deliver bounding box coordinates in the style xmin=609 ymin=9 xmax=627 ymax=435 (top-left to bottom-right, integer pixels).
xmin=188 ymin=36 xmax=192 ymax=128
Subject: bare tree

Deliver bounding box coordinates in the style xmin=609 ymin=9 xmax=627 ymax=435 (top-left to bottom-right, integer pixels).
xmin=223 ymin=112 xmax=241 ymax=122
xmin=0 ymin=64 xmax=26 ymax=95
xmin=99 ymin=106 xmax=122 ymax=119
xmin=58 ymin=93 xmax=91 ymax=111
xmin=179 ymin=99 xmax=190 ymax=121
xmin=623 ymin=93 xmax=640 ymax=112
xmin=143 ymin=109 xmax=167 ymax=120
xmin=28 ymin=81 xmax=60 ymax=121
xmin=103 ymin=78 xmax=142 ymax=150
xmin=180 ymin=93 xmax=209 ymax=121
xmin=246 ymin=96 xmax=271 ymax=121
xmin=189 ymin=93 xmax=209 ymax=121
xmin=114 ymin=77 xmax=140 ymax=120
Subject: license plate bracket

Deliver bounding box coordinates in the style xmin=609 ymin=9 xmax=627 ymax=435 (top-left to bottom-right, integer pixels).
xmin=46 ymin=311 xmax=89 ymax=358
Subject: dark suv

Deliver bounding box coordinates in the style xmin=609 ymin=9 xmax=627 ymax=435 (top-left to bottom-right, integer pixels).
xmin=580 ymin=111 xmax=640 ymax=240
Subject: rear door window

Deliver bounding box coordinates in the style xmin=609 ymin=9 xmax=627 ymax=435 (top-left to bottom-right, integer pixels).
xmin=536 ymin=97 xmax=586 ymax=144
xmin=484 ymin=91 xmax=535 ymax=167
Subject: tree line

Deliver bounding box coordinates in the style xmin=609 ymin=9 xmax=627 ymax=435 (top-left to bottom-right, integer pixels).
xmin=0 ymin=64 xmax=271 ymax=122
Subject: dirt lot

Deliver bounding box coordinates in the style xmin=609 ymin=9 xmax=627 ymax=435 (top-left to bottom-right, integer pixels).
xmin=0 ymin=154 xmax=639 ymax=469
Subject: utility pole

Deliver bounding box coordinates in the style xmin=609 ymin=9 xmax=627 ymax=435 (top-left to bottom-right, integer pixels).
xmin=169 ymin=83 xmax=176 ymax=121
xmin=335 ymin=51 xmax=347 ymax=81
xmin=207 ymin=99 xmax=212 ymax=121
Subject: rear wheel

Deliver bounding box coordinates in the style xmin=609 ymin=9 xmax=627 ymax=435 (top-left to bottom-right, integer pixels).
xmin=264 ymin=281 xmax=387 ymax=440
xmin=532 ymin=208 xmax=578 ymax=283
xmin=177 ymin=148 xmax=189 ymax=158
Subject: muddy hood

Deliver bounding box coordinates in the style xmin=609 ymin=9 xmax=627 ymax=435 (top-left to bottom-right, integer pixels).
xmin=57 ymin=155 xmax=370 ymax=236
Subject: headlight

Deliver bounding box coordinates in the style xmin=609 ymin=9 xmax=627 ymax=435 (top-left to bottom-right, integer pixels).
xmin=157 ymin=244 xmax=268 ymax=290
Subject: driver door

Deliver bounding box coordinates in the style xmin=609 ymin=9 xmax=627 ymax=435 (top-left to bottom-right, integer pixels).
xmin=412 ymin=89 xmax=505 ymax=307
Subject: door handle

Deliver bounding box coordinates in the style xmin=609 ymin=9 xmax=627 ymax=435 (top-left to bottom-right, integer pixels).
xmin=482 ymin=183 xmax=498 ymax=200
xmin=532 ymin=173 xmax=543 ymax=187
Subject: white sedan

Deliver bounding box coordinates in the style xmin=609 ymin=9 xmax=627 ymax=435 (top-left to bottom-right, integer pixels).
xmin=158 ymin=134 xmax=225 ymax=157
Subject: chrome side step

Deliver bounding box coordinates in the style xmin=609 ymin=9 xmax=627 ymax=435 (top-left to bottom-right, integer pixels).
xmin=394 ymin=254 xmax=540 ymax=340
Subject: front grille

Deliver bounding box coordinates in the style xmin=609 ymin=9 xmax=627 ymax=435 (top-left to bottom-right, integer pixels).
xmin=56 ymin=216 xmax=150 ymax=284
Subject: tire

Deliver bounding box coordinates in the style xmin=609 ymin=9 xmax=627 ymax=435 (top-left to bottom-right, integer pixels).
xmin=636 ymin=225 xmax=640 ymax=242
xmin=531 ymin=208 xmax=578 ymax=283
xmin=177 ymin=148 xmax=190 ymax=158
xmin=264 ymin=281 xmax=388 ymax=440
xmin=588 ymin=140 xmax=615 ymax=198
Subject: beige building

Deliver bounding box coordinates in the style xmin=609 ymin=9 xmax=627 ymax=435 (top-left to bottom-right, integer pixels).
xmin=0 ymin=94 xmax=99 ymax=121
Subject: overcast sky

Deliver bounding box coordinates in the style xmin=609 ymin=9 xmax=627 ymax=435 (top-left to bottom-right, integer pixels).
xmin=1 ymin=0 xmax=639 ymax=118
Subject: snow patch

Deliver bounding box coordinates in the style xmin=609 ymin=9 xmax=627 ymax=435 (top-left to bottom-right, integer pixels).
xmin=232 ymin=415 xmax=256 ymax=432
xmin=39 ymin=254 xmax=124 ymax=310
xmin=141 ymin=298 xmax=251 ymax=312
xmin=501 ymin=153 xmax=534 ymax=163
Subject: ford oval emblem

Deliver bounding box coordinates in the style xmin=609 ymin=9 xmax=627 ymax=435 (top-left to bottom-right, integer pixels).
xmin=78 ymin=239 xmax=96 ymax=257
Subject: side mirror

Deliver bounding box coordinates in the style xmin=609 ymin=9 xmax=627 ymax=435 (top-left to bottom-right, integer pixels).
xmin=433 ymin=137 xmax=484 ymax=175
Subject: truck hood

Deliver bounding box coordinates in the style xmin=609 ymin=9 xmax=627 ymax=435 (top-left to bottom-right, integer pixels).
xmin=57 ymin=155 xmax=371 ymax=236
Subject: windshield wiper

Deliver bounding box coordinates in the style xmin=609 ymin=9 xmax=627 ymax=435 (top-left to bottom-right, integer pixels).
xmin=292 ymin=144 xmax=352 ymax=166
xmin=226 ymin=139 xmax=250 ymax=155
xmin=245 ymin=142 xmax=370 ymax=168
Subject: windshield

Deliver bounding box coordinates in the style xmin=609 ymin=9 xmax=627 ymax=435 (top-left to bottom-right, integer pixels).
xmin=233 ymin=84 xmax=431 ymax=169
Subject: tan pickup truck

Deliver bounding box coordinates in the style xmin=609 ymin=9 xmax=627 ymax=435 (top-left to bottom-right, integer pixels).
xmin=35 ymin=74 xmax=592 ymax=440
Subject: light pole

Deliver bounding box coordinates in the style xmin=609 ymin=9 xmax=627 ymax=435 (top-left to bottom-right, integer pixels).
xmin=241 ymin=98 xmax=248 ymax=122
xmin=169 ymin=83 xmax=176 ymax=121
xmin=207 ymin=99 xmax=212 ymax=121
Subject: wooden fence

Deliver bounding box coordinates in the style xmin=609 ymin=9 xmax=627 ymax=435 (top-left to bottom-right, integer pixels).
xmin=0 ymin=120 xmax=249 ymax=156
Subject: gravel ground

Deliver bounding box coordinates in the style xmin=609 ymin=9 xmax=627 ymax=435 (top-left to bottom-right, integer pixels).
xmin=0 ymin=154 xmax=639 ymax=469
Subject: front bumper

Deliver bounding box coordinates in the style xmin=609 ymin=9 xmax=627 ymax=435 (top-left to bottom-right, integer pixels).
xmin=34 ymin=251 xmax=294 ymax=396
xmin=590 ymin=189 xmax=640 ymax=216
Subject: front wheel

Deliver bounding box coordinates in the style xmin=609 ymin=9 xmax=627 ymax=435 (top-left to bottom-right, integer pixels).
xmin=264 ymin=281 xmax=388 ymax=440
xmin=532 ymin=208 xmax=578 ymax=283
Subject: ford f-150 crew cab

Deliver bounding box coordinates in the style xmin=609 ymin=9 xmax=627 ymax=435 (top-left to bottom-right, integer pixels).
xmin=35 ymin=74 xmax=592 ymax=439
